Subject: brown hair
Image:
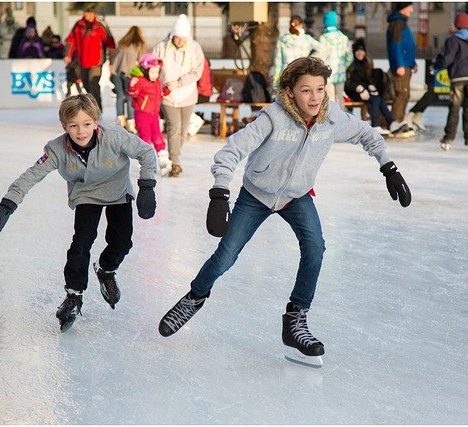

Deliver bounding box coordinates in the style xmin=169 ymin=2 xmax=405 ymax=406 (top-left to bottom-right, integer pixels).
xmin=278 ymin=56 xmax=332 ymax=92
xmin=59 ymin=94 xmax=101 ymax=124
xmin=118 ymin=25 xmax=146 ymax=51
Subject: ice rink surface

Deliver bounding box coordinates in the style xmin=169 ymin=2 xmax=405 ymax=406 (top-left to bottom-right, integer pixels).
xmin=0 ymin=105 xmax=467 ymax=424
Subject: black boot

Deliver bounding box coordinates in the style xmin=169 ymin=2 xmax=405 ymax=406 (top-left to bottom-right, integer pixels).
xmin=282 ymin=302 xmax=324 ymax=367
xmin=159 ymin=291 xmax=209 ymax=337
xmin=56 ymin=292 xmax=83 ymax=332
xmin=93 ymin=262 xmax=121 ymax=309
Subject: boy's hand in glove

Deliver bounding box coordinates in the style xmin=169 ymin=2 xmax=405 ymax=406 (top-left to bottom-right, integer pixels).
xmin=380 ymin=162 xmax=412 ymax=207
xmin=0 ymin=198 xmax=17 ymax=232
xmin=206 ymin=188 xmax=230 ymax=237
xmin=137 ymin=179 xmax=156 ymax=219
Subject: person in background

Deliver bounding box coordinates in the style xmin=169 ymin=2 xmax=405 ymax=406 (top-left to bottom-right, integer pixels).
xmin=64 ymin=6 xmax=116 ymax=111
xmin=110 ymin=25 xmax=146 ymax=134
xmin=197 ymin=57 xmax=213 ymax=104
xmin=317 ymin=10 xmax=353 ymax=109
xmin=8 ymin=16 xmax=36 ymax=59
xmin=153 ymin=14 xmax=205 ymax=177
xmin=17 ymin=25 xmax=45 ymax=59
xmin=128 ymin=54 xmax=173 ymax=176
xmin=47 ymin=34 xmax=65 ymax=59
xmin=272 ymin=15 xmax=321 ymax=88
xmin=0 ymin=94 xmax=157 ymax=333
xmin=386 ymin=2 xmax=417 ymax=132
xmin=434 ymin=11 xmax=468 ymax=150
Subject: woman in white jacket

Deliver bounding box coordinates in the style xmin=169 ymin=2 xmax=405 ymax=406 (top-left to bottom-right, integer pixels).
xmin=153 ymin=14 xmax=205 ymax=177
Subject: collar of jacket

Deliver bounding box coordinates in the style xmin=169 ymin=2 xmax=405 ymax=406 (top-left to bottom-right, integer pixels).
xmin=276 ymin=89 xmax=331 ymax=126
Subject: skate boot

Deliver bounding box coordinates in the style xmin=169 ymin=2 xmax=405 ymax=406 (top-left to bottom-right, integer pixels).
xmin=159 ymin=291 xmax=210 ymax=337
xmin=157 ymin=149 xmax=172 ymax=177
xmin=126 ymin=119 xmax=138 ymax=134
xmin=117 ymin=115 xmax=127 ymax=128
xmin=56 ymin=290 xmax=83 ymax=332
xmin=93 ymin=261 xmax=121 ymax=309
xmin=282 ymin=302 xmax=324 ymax=367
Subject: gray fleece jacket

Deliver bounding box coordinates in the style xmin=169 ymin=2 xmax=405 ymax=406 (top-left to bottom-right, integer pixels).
xmin=4 ymin=124 xmax=157 ymax=209
xmin=211 ymin=98 xmax=391 ymax=211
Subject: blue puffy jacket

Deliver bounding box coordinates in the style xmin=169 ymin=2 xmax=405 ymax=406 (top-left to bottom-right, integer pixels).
xmin=386 ymin=11 xmax=416 ymax=72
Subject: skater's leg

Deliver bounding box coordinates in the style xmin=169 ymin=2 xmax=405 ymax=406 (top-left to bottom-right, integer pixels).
xmin=278 ymin=193 xmax=325 ymax=309
xmin=64 ymin=204 xmax=103 ymax=292
xmin=191 ymin=187 xmax=272 ymax=297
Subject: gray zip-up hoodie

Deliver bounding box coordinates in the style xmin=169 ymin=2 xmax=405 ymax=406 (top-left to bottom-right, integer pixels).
xmin=211 ymin=97 xmax=391 ymax=211
xmin=4 ymin=124 xmax=157 ymax=209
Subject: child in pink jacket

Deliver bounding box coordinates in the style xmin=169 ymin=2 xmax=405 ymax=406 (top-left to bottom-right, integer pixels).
xmin=128 ymin=53 xmax=172 ymax=176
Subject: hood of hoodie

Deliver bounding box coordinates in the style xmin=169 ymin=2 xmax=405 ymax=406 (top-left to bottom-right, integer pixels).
xmin=455 ymin=29 xmax=468 ymax=41
xmin=387 ymin=11 xmax=408 ymax=24
xmin=276 ymin=89 xmax=329 ymax=125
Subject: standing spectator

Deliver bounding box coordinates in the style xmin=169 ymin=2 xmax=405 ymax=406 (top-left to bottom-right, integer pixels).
xmin=153 ymin=14 xmax=205 ymax=177
xmin=110 ymin=26 xmax=146 ymax=134
xmin=64 ymin=6 xmax=116 ymax=111
xmin=8 ymin=16 xmax=36 ymax=59
xmin=272 ymin=15 xmax=321 ymax=88
xmin=41 ymin=25 xmax=55 ymax=56
xmin=435 ymin=12 xmax=468 ymax=150
xmin=17 ymin=26 xmax=45 ymax=59
xmin=317 ymin=11 xmax=353 ymax=109
xmin=197 ymin=57 xmax=213 ymax=104
xmin=386 ymin=2 xmax=417 ymax=131
xmin=46 ymin=35 xmax=65 ymax=59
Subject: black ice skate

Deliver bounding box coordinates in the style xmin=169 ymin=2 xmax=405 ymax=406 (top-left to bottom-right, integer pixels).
xmin=282 ymin=302 xmax=324 ymax=367
xmin=56 ymin=292 xmax=83 ymax=332
xmin=159 ymin=291 xmax=209 ymax=337
xmin=93 ymin=261 xmax=120 ymax=309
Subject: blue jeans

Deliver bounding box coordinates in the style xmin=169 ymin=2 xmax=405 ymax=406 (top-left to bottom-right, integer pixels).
xmin=191 ymin=187 xmax=326 ymax=309
xmin=111 ymin=73 xmax=134 ymax=119
xmin=368 ymin=95 xmax=394 ymax=127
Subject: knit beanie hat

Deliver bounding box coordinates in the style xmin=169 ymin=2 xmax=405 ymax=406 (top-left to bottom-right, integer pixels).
xmin=454 ymin=12 xmax=468 ymax=30
xmin=323 ymin=11 xmax=338 ymax=28
xmin=394 ymin=2 xmax=413 ymax=12
xmin=352 ymin=38 xmax=367 ymax=53
xmin=139 ymin=53 xmax=163 ymax=70
xmin=171 ymin=14 xmax=191 ymax=38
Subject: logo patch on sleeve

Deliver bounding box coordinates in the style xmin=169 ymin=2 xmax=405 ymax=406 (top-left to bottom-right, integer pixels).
xmin=36 ymin=153 xmax=48 ymax=165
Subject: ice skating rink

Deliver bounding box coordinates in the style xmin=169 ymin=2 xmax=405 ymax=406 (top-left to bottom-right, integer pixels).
xmin=0 ymin=106 xmax=467 ymax=424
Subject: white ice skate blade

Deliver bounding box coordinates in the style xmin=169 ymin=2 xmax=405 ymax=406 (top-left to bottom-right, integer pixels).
xmin=284 ymin=346 xmax=323 ymax=368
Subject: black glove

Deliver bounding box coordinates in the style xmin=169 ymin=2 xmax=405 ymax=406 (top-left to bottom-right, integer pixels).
xmin=206 ymin=188 xmax=230 ymax=237
xmin=136 ymin=179 xmax=156 ymax=219
xmin=380 ymin=162 xmax=412 ymax=207
xmin=0 ymin=198 xmax=18 ymax=232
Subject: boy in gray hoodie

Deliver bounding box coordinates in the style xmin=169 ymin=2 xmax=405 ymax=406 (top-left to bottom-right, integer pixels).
xmin=158 ymin=57 xmax=412 ymax=367
xmin=0 ymin=94 xmax=157 ymax=332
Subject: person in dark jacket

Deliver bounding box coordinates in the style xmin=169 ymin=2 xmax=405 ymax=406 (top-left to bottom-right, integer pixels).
xmin=46 ymin=34 xmax=65 ymax=59
xmin=345 ymin=38 xmax=410 ymax=136
xmin=435 ymin=12 xmax=468 ymax=150
xmin=386 ymin=2 xmax=416 ymax=129
xmin=17 ymin=25 xmax=45 ymax=59
xmin=8 ymin=16 xmax=36 ymax=59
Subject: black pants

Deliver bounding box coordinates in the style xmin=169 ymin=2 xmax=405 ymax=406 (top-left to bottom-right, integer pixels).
xmin=64 ymin=203 xmax=133 ymax=292
xmin=443 ymin=81 xmax=468 ymax=141
xmin=81 ymin=66 xmax=103 ymax=110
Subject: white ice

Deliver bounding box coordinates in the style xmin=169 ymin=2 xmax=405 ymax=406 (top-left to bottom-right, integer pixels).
xmin=0 ymin=105 xmax=467 ymax=424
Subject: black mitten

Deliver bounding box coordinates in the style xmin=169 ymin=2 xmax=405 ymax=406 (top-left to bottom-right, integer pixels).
xmin=380 ymin=162 xmax=412 ymax=207
xmin=136 ymin=179 xmax=156 ymax=219
xmin=0 ymin=198 xmax=18 ymax=232
xmin=206 ymin=188 xmax=230 ymax=237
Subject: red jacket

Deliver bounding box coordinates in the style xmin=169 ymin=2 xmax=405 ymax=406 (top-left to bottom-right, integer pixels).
xmin=197 ymin=58 xmax=213 ymax=97
xmin=128 ymin=76 xmax=169 ymax=114
xmin=65 ymin=18 xmax=115 ymax=68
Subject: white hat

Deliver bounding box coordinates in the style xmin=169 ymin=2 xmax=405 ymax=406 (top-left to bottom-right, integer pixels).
xmin=171 ymin=14 xmax=191 ymax=38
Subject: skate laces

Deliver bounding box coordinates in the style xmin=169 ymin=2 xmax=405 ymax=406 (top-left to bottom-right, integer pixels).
xmin=289 ymin=309 xmax=320 ymax=347
xmin=164 ymin=294 xmax=205 ymax=331
xmin=59 ymin=294 xmax=82 ymax=315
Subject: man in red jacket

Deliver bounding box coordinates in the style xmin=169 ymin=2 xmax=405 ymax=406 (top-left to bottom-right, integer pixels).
xmin=64 ymin=7 xmax=115 ymax=110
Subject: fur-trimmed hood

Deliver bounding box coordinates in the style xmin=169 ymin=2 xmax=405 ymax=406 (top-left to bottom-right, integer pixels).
xmin=277 ymin=89 xmax=329 ymax=125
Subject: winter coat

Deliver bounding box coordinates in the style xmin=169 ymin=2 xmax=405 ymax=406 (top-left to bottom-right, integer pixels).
xmin=345 ymin=58 xmax=374 ymax=101
xmin=4 ymin=125 xmax=157 ymax=210
xmin=272 ymin=32 xmax=321 ymax=85
xmin=317 ymin=29 xmax=353 ymax=84
xmin=434 ymin=29 xmax=468 ymax=82
xmin=65 ymin=18 xmax=116 ymax=68
xmin=128 ymin=75 xmax=169 ymax=114
xmin=110 ymin=44 xmax=145 ymax=75
xmin=211 ymin=93 xmax=391 ymax=211
xmin=153 ymin=37 xmax=205 ymax=107
xmin=17 ymin=37 xmax=44 ymax=58
xmin=386 ymin=11 xmax=416 ymax=72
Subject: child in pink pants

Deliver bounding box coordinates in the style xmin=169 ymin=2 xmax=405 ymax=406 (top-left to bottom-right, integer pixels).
xmin=128 ymin=53 xmax=172 ymax=176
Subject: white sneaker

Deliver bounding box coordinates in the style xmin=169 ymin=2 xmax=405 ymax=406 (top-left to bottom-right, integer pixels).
xmin=373 ymin=126 xmax=391 ymax=135
xmin=157 ymin=150 xmax=172 ymax=176
xmin=389 ymin=120 xmax=407 ymax=134
xmin=407 ymin=112 xmax=427 ymax=131
xmin=440 ymin=140 xmax=452 ymax=151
